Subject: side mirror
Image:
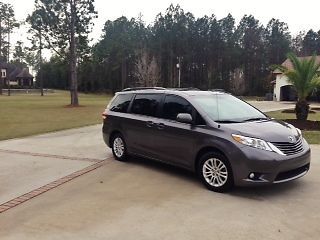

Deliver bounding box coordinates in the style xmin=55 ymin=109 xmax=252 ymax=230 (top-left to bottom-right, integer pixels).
xmin=176 ymin=113 xmax=193 ymax=124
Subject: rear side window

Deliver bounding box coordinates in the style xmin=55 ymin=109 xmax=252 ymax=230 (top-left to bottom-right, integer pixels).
xmin=109 ymin=94 xmax=133 ymax=113
xmin=162 ymin=95 xmax=192 ymax=120
xmin=131 ymin=94 xmax=162 ymax=117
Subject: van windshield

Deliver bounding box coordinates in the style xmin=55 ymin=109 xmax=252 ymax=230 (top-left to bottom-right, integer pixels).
xmin=192 ymin=94 xmax=268 ymax=123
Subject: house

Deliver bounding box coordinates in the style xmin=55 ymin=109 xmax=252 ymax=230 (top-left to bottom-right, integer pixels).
xmin=273 ymin=56 xmax=320 ymax=101
xmin=0 ymin=62 xmax=34 ymax=88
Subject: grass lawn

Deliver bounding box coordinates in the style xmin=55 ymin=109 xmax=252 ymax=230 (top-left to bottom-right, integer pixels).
xmin=0 ymin=91 xmax=112 ymax=141
xmin=267 ymin=110 xmax=320 ymax=144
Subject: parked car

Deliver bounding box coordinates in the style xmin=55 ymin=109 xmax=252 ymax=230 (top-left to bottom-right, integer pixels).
xmin=102 ymin=88 xmax=311 ymax=192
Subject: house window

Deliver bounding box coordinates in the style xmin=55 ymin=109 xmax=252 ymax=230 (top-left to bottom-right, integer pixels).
xmin=1 ymin=69 xmax=6 ymax=78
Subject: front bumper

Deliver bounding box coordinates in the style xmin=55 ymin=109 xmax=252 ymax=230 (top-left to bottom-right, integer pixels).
xmin=232 ymin=140 xmax=311 ymax=186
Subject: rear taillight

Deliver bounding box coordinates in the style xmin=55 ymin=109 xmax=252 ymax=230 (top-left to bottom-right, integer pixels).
xmin=102 ymin=110 xmax=108 ymax=120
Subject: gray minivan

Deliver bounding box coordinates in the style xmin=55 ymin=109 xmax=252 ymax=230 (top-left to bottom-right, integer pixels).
xmin=102 ymin=88 xmax=310 ymax=192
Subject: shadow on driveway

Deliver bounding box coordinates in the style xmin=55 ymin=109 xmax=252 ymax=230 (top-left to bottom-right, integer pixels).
xmin=126 ymin=155 xmax=306 ymax=200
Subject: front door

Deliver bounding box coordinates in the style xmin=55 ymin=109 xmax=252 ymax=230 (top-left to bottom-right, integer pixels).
xmin=152 ymin=95 xmax=205 ymax=168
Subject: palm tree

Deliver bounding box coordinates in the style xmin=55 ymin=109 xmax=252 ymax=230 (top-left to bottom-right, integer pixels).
xmin=276 ymin=53 xmax=320 ymax=120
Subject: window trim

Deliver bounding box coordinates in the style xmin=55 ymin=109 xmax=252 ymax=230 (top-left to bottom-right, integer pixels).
xmin=127 ymin=93 xmax=164 ymax=118
xmin=108 ymin=93 xmax=134 ymax=113
xmin=160 ymin=94 xmax=207 ymax=126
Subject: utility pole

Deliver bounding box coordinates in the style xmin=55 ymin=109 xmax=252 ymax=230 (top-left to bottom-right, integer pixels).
xmin=176 ymin=56 xmax=182 ymax=88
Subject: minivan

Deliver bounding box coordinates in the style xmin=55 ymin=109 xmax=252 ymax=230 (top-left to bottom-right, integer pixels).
xmin=102 ymin=88 xmax=311 ymax=192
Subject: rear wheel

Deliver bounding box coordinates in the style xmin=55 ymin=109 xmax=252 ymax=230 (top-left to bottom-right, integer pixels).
xmin=111 ymin=133 xmax=128 ymax=161
xmin=197 ymin=152 xmax=234 ymax=192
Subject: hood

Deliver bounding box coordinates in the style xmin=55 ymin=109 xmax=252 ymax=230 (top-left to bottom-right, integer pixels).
xmin=222 ymin=119 xmax=300 ymax=143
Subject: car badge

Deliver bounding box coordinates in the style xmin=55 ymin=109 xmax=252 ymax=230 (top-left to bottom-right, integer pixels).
xmin=288 ymin=136 xmax=295 ymax=143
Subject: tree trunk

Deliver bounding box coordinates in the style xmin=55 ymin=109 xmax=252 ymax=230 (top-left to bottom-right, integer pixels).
xmin=0 ymin=15 xmax=2 ymax=61
xmin=69 ymin=0 xmax=79 ymax=106
xmin=0 ymin=16 xmax=2 ymax=95
xmin=7 ymin=18 xmax=10 ymax=63
xmin=295 ymin=100 xmax=309 ymax=121
xmin=39 ymin=29 xmax=44 ymax=96
xmin=0 ymin=77 xmax=2 ymax=95
xmin=7 ymin=78 xmax=10 ymax=96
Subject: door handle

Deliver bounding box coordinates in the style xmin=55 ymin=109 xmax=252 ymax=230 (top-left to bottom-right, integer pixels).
xmin=146 ymin=121 xmax=154 ymax=128
xmin=156 ymin=123 xmax=165 ymax=130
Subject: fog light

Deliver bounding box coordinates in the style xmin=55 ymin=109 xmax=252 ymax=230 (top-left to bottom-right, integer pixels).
xmin=249 ymin=173 xmax=255 ymax=179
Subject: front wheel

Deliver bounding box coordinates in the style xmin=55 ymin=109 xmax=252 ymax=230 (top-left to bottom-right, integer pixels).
xmin=197 ymin=152 xmax=234 ymax=192
xmin=111 ymin=133 xmax=128 ymax=161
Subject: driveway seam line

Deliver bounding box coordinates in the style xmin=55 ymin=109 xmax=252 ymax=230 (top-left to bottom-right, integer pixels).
xmin=0 ymin=149 xmax=103 ymax=163
xmin=0 ymin=158 xmax=110 ymax=214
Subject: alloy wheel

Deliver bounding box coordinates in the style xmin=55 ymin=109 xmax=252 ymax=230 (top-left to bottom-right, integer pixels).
xmin=202 ymin=158 xmax=228 ymax=187
xmin=113 ymin=137 xmax=125 ymax=158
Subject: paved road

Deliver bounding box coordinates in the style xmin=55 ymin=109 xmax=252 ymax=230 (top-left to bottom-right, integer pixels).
xmin=0 ymin=101 xmax=319 ymax=239
xmin=248 ymin=101 xmax=320 ymax=112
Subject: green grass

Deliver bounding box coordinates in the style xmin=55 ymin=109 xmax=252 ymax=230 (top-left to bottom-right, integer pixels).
xmin=266 ymin=110 xmax=320 ymax=121
xmin=0 ymin=91 xmax=112 ymax=141
xmin=267 ymin=110 xmax=320 ymax=144
xmin=301 ymin=131 xmax=320 ymax=144
xmin=1 ymin=92 xmax=319 ymax=144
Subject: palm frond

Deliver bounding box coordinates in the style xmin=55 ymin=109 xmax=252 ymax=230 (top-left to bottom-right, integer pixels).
xmin=275 ymin=53 xmax=320 ymax=101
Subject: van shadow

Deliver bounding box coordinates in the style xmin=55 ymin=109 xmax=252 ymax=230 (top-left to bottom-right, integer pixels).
xmin=126 ymin=156 xmax=305 ymax=200
xmin=229 ymin=181 xmax=305 ymax=200
xmin=127 ymin=155 xmax=198 ymax=183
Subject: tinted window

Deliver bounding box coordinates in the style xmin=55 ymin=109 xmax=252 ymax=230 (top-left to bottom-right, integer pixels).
xmin=109 ymin=94 xmax=133 ymax=113
xmin=163 ymin=95 xmax=193 ymax=120
xmin=131 ymin=94 xmax=162 ymax=117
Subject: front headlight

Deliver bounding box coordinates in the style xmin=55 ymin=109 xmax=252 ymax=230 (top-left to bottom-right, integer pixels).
xmin=288 ymin=123 xmax=302 ymax=138
xmin=232 ymin=134 xmax=273 ymax=152
xmin=296 ymin=127 xmax=302 ymax=136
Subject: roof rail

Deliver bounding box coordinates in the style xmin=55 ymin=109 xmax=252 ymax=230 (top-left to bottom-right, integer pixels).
xmin=210 ymin=89 xmax=229 ymax=93
xmin=122 ymin=87 xmax=166 ymax=92
xmin=167 ymin=87 xmax=200 ymax=91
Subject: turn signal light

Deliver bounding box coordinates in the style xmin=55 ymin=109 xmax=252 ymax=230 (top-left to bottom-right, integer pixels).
xmin=102 ymin=110 xmax=108 ymax=120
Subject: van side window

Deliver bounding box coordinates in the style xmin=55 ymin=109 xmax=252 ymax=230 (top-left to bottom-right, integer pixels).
xmin=162 ymin=95 xmax=193 ymax=120
xmin=131 ymin=94 xmax=162 ymax=117
xmin=109 ymin=94 xmax=133 ymax=113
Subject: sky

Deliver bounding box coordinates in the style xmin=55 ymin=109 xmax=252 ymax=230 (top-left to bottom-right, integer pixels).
xmin=3 ymin=0 xmax=320 ymax=58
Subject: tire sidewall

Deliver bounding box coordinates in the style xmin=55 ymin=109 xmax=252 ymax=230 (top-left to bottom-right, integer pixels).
xmin=197 ymin=152 xmax=234 ymax=192
xmin=111 ymin=133 xmax=127 ymax=161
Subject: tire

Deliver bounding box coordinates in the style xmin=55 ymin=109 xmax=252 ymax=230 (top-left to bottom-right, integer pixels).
xmin=197 ymin=152 xmax=234 ymax=192
xmin=111 ymin=133 xmax=128 ymax=161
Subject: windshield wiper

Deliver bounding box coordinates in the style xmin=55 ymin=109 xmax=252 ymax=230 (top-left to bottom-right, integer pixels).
xmin=242 ymin=117 xmax=270 ymax=122
xmin=216 ymin=120 xmax=242 ymax=123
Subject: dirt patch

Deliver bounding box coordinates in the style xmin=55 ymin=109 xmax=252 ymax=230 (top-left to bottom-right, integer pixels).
xmin=64 ymin=104 xmax=85 ymax=108
xmin=282 ymin=109 xmax=316 ymax=114
xmin=284 ymin=119 xmax=320 ymax=131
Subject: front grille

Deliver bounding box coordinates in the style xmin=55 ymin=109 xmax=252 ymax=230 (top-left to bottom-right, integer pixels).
xmin=271 ymin=138 xmax=303 ymax=155
xmin=275 ymin=163 xmax=310 ymax=182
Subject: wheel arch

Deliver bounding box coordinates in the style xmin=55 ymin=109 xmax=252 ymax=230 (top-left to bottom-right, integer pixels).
xmin=194 ymin=146 xmax=229 ymax=173
xmin=109 ymin=130 xmax=123 ymax=146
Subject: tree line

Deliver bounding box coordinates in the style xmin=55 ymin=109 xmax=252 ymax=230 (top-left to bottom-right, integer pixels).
xmin=3 ymin=2 xmax=320 ymax=104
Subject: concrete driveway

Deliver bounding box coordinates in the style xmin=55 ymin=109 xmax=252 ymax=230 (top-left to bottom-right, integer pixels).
xmin=0 ymin=101 xmax=319 ymax=239
xmin=247 ymin=100 xmax=320 ymax=112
